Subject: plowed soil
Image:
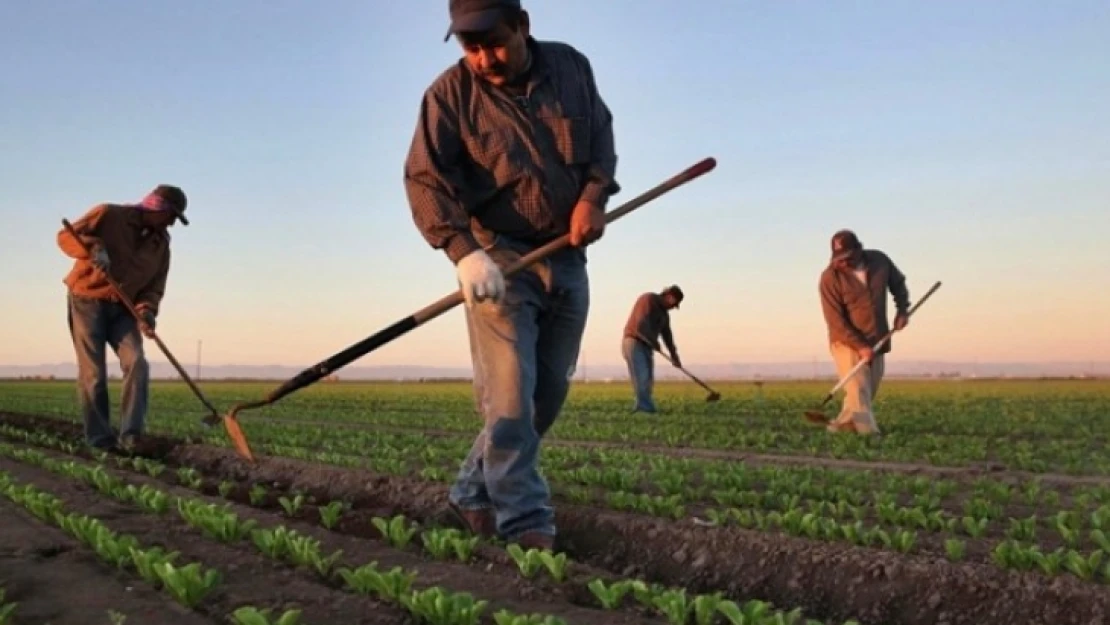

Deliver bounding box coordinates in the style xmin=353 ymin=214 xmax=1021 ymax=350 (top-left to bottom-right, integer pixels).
xmin=2 ymin=411 xmax=1109 ymax=625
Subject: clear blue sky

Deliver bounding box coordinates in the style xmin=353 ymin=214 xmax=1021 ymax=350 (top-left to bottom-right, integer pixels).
xmin=2 ymin=0 xmax=1107 ymax=369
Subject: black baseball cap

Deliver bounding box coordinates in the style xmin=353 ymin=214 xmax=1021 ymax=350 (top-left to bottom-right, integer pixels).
xmin=444 ymin=0 xmax=521 ymax=42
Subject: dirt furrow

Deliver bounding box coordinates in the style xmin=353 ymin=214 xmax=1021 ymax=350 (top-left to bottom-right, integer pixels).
xmin=0 ymin=446 xmax=666 ymax=625
xmin=0 ymin=498 xmax=215 ymax=625
xmin=0 ymin=455 xmax=408 ymax=625
xmin=168 ymin=443 xmax=1110 ymax=625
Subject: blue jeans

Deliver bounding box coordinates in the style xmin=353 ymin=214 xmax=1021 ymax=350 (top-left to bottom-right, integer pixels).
xmin=449 ymin=238 xmax=589 ymax=540
xmin=66 ymin=293 xmax=150 ymax=448
xmin=622 ymin=337 xmax=657 ymax=412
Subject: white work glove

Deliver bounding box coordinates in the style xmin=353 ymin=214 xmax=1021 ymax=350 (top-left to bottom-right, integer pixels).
xmin=91 ymin=246 xmax=111 ymax=272
xmin=456 ymin=249 xmax=505 ymax=307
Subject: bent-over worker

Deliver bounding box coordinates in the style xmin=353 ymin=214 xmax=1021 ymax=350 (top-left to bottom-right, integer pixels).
xmin=818 ymin=229 xmax=909 ymax=435
xmin=621 ymin=285 xmax=683 ymax=413
xmin=56 ymin=185 xmax=188 ymax=453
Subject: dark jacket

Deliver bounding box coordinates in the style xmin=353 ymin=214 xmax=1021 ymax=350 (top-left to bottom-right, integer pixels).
xmin=818 ymin=249 xmax=909 ymax=353
xmin=623 ymin=293 xmax=676 ymax=355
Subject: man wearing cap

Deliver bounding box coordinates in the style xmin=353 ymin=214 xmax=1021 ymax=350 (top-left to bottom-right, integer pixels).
xmin=404 ymin=0 xmax=619 ymax=551
xmin=56 ymin=185 xmax=188 ymax=453
xmin=621 ymin=286 xmax=684 ymax=413
xmin=818 ymin=229 xmax=910 ymax=435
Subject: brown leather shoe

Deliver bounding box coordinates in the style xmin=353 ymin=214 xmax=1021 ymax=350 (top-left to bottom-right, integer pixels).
xmin=447 ymin=502 xmax=495 ymax=538
xmin=511 ymin=531 xmax=555 ymax=552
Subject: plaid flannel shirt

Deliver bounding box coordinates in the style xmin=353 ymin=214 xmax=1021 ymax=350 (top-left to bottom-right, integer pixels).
xmin=403 ymin=37 xmax=620 ymax=264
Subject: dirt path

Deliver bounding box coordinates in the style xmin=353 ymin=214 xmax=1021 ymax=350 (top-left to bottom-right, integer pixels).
xmin=0 ymin=498 xmax=216 ymax=625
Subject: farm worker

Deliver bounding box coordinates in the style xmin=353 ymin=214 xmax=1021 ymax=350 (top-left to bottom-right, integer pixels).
xmin=403 ymin=0 xmax=619 ymax=551
xmin=818 ymin=229 xmax=910 ymax=435
xmin=56 ymin=185 xmax=188 ymax=453
xmin=621 ymin=286 xmax=684 ymax=412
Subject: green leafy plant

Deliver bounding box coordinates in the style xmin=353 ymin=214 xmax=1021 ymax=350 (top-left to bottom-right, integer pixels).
xmin=400 ymin=587 xmax=487 ymax=625
xmin=153 ymin=561 xmax=221 ymax=608
xmin=372 ymin=514 xmax=418 ymax=549
xmin=230 ymin=606 xmax=304 ymax=625
xmin=0 ymin=587 xmax=17 ymax=625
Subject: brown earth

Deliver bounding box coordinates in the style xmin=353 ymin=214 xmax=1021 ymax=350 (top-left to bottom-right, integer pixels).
xmin=3 ymin=411 xmax=1110 ymax=625
xmin=0 ymin=497 xmax=216 ymax=625
xmin=0 ymin=437 xmax=666 ymax=624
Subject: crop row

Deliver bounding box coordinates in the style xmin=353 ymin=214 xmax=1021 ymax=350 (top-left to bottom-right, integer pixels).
xmin=0 ymin=467 xmax=308 ymax=625
xmin=0 ymin=438 xmax=869 ymax=625
xmin=12 ymin=419 xmax=1109 ymax=535
xmin=3 ymin=379 xmax=1109 ymax=474
xmin=3 ymin=420 xmax=1110 ymax=590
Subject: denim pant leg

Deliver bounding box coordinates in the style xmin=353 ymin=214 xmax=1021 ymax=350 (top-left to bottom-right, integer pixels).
xmin=455 ymin=267 xmax=556 ymax=540
xmin=532 ymin=259 xmax=589 ymax=440
xmin=622 ymin=337 xmax=657 ymax=412
xmin=107 ymin=305 xmax=149 ymax=438
xmin=67 ymin=294 xmax=115 ymax=447
xmin=449 ymin=313 xmax=493 ymax=511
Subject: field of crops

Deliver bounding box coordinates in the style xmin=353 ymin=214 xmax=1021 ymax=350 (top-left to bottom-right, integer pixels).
xmin=0 ymin=377 xmax=1108 ymax=625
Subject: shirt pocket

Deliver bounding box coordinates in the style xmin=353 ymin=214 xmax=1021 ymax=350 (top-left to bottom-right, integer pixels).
xmin=547 ymin=116 xmax=592 ymax=165
xmin=463 ymin=127 xmax=524 ymax=186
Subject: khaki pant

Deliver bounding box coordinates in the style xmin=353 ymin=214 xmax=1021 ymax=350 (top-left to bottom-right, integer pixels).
xmin=829 ymin=342 xmax=885 ymax=434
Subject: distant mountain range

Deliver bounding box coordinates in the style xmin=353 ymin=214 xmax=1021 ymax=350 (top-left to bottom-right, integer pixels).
xmin=3 ymin=361 xmax=1108 ymax=381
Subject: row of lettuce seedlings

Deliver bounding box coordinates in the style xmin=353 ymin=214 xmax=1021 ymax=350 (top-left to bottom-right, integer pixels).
xmin=133 ymin=397 xmax=1103 ymax=474
xmin=13 ymin=412 xmax=1109 ymax=520
xmin=4 ymin=421 xmax=1110 ymax=589
xmin=7 ymin=389 xmax=1105 ymax=475
xmin=0 ymin=467 xmax=302 ymax=625
xmin=105 ymin=428 xmax=1110 ymax=582
xmin=4 ymin=421 xmax=1110 ymax=588
xmin=165 ymin=417 xmax=1110 ymax=518
xmin=0 ymin=436 xmax=861 ymax=625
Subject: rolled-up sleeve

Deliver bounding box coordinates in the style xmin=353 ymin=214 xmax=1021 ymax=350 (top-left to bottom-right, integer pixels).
xmin=403 ymin=86 xmax=481 ymax=265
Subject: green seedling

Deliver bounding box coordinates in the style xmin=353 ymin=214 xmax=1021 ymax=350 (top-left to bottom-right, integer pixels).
xmin=1063 ymin=549 xmax=1104 ymax=581
xmin=175 ymin=467 xmax=203 ymax=490
xmin=153 ymin=561 xmax=221 ymax=608
xmin=285 ymin=533 xmax=343 ymax=577
xmin=492 ymin=609 xmax=567 ymax=625
xmin=250 ymin=526 xmax=298 ymax=559
xmin=422 ymin=527 xmax=463 ymax=560
xmin=372 ymin=514 xmax=418 ymax=549
xmin=278 ymin=494 xmax=305 ymax=517
xmin=944 ymin=538 xmax=966 ymax=561
xmin=652 ymin=588 xmax=693 ymax=625
xmin=218 ymin=480 xmax=235 ymax=498
xmin=400 ymin=587 xmax=487 ymax=625
xmin=318 ymin=500 xmax=349 ymax=529
xmin=129 ymin=546 xmax=180 ymax=584
xmin=248 ymin=484 xmax=268 ymax=506
xmin=0 ymin=587 xmax=17 ymax=625
xmin=505 ymin=544 xmax=545 ymax=578
xmin=337 ymin=562 xmax=416 ymax=602
xmin=587 ymin=578 xmax=634 ymax=609
xmin=230 ymin=606 xmax=304 ymax=625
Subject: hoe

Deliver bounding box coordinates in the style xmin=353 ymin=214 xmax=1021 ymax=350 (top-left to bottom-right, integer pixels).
xmin=206 ymin=157 xmax=720 ymax=462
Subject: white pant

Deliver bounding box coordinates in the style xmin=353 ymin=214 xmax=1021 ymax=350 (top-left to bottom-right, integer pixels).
xmin=829 ymin=342 xmax=885 ymax=434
